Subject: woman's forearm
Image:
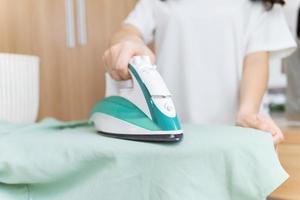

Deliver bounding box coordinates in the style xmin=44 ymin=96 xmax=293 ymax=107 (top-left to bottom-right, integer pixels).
xmin=111 ymin=24 xmax=144 ymax=45
xmin=238 ymin=52 xmax=269 ymax=115
xmin=237 ymin=52 xmax=284 ymax=146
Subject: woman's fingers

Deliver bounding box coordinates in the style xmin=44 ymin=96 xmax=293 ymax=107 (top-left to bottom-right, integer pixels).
xmin=256 ymin=116 xmax=276 ymax=135
xmin=239 ymin=114 xmax=270 ymax=132
xmin=260 ymin=116 xmax=284 ymax=143
xmin=104 ymin=50 xmax=122 ymax=80
xmin=135 ymin=48 xmax=156 ymax=63
xmin=103 ymin=40 xmax=155 ymax=81
xmin=273 ymin=132 xmax=284 ymax=145
xmin=114 ymin=48 xmax=134 ymax=80
xmin=110 ymin=70 xmax=122 ymax=81
xmin=269 ymin=118 xmax=284 ymax=139
xmin=104 ymin=44 xmax=131 ymax=80
xmin=254 ymin=116 xmax=284 ymax=146
xmin=236 ymin=113 xmax=284 ymax=146
xmin=103 ymin=49 xmax=111 ymax=73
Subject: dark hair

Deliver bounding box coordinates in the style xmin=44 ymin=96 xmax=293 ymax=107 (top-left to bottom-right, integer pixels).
xmin=251 ymin=0 xmax=285 ymax=11
xmin=160 ymin=0 xmax=285 ymax=11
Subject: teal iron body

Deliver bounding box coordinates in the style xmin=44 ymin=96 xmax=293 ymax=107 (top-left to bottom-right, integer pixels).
xmin=90 ymin=56 xmax=183 ymax=142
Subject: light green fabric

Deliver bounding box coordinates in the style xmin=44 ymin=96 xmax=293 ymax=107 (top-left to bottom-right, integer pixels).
xmin=0 ymin=119 xmax=288 ymax=200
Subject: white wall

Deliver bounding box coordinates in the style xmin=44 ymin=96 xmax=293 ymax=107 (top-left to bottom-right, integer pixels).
xmin=284 ymin=0 xmax=300 ymax=38
xmin=268 ymin=0 xmax=300 ymax=89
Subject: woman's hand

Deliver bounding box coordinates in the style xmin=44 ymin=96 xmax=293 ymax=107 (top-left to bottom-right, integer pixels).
xmin=103 ymin=25 xmax=155 ymax=81
xmin=236 ymin=112 xmax=284 ymax=148
xmin=238 ymin=52 xmax=284 ymax=149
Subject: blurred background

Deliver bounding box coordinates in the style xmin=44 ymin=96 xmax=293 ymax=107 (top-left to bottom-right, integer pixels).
xmin=0 ymin=0 xmax=136 ymax=121
xmin=0 ymin=0 xmax=299 ymax=199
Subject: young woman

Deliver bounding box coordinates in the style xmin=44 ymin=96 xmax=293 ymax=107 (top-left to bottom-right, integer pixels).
xmin=103 ymin=0 xmax=296 ymax=146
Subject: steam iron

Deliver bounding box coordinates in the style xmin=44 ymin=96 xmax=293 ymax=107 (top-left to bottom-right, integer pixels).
xmin=90 ymin=56 xmax=183 ymax=142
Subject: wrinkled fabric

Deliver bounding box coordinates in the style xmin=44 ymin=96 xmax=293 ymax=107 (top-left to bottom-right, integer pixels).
xmin=0 ymin=119 xmax=288 ymax=200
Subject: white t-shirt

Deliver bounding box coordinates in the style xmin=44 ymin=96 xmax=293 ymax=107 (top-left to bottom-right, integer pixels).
xmin=124 ymin=0 xmax=296 ymax=125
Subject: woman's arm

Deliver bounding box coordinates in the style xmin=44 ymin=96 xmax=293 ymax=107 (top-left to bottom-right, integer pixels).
xmin=103 ymin=24 xmax=155 ymax=80
xmin=236 ymin=52 xmax=284 ymax=146
xmin=239 ymin=52 xmax=269 ymax=114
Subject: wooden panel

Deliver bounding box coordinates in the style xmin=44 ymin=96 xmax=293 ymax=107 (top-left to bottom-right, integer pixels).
xmin=0 ymin=0 xmax=34 ymax=53
xmin=271 ymin=127 xmax=300 ymax=200
xmin=282 ymin=128 xmax=300 ymax=144
xmin=31 ymin=0 xmax=73 ymax=120
xmin=271 ymin=143 xmax=300 ymax=200
xmin=68 ymin=0 xmax=137 ymax=120
xmin=0 ymin=0 xmax=137 ymax=120
xmin=34 ymin=0 xmax=137 ymax=120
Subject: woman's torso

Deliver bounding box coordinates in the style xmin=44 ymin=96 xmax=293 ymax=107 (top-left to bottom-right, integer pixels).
xmin=151 ymin=0 xmax=259 ymax=124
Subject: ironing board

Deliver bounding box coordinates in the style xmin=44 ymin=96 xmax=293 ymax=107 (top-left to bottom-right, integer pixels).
xmin=0 ymin=119 xmax=287 ymax=200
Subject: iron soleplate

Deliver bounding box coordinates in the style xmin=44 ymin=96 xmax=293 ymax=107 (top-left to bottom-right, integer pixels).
xmin=98 ymin=131 xmax=183 ymax=142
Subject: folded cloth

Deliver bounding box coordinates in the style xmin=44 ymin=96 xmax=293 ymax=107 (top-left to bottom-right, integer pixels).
xmin=0 ymin=119 xmax=288 ymax=200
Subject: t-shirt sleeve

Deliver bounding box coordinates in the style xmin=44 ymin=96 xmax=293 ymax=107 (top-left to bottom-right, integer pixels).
xmin=124 ymin=0 xmax=156 ymax=44
xmin=246 ymin=4 xmax=297 ymax=59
